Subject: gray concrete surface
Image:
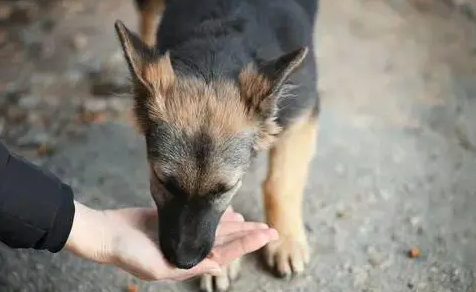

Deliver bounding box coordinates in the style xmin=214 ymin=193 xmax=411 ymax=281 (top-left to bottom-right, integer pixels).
xmin=2 ymin=0 xmax=476 ymax=291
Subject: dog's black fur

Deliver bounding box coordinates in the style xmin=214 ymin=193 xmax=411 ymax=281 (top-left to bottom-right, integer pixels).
xmin=153 ymin=0 xmax=320 ymax=127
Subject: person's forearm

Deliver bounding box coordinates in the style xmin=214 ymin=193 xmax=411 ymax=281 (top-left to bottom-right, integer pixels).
xmin=64 ymin=201 xmax=111 ymax=263
xmin=0 ymin=141 xmax=75 ymax=252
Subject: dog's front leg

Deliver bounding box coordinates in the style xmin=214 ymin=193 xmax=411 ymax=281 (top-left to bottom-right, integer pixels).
xmin=263 ymin=113 xmax=318 ymax=278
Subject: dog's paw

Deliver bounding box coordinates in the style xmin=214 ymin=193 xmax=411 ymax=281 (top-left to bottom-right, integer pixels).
xmin=200 ymin=258 xmax=241 ymax=292
xmin=264 ymin=235 xmax=310 ymax=278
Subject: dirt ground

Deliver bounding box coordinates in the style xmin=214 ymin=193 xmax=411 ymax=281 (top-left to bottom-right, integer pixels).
xmin=1 ymin=0 xmax=476 ymax=291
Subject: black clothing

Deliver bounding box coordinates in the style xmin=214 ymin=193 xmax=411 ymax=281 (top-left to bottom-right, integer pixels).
xmin=0 ymin=141 xmax=75 ymax=252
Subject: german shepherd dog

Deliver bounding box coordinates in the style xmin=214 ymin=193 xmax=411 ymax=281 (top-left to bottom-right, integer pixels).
xmin=114 ymin=0 xmax=319 ymax=290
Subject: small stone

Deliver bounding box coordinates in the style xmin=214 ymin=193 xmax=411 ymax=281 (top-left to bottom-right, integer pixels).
xmin=342 ymin=262 xmax=352 ymax=272
xmin=37 ymin=143 xmax=55 ymax=156
xmin=17 ymin=130 xmax=51 ymax=147
xmin=82 ymin=99 xmax=108 ymax=113
xmin=30 ymin=73 xmax=56 ymax=89
xmin=378 ymin=189 xmax=392 ymax=201
xmin=18 ymin=95 xmax=40 ymax=109
xmin=409 ymin=216 xmax=421 ymax=227
xmin=359 ymin=225 xmax=370 ymax=235
xmin=451 ymin=268 xmax=460 ymax=277
xmin=6 ymin=106 xmax=28 ymax=122
xmin=352 ymin=267 xmax=368 ymax=287
xmin=417 ymin=281 xmax=428 ymax=289
xmin=336 ymin=211 xmax=345 ymax=218
xmin=71 ymin=33 xmax=88 ymax=51
xmin=127 ymin=284 xmax=139 ymax=292
xmin=64 ymin=69 xmax=84 ymax=85
xmin=367 ymin=246 xmax=387 ymax=267
xmin=27 ymin=112 xmax=46 ymax=128
xmin=417 ymin=226 xmax=424 ymax=235
xmin=304 ymin=222 xmax=313 ymax=233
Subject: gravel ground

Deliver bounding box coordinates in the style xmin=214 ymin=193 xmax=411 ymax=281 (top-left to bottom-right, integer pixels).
xmin=1 ymin=0 xmax=476 ymax=291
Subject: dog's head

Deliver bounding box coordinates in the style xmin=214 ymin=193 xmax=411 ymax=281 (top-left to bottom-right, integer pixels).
xmin=114 ymin=21 xmax=307 ymax=269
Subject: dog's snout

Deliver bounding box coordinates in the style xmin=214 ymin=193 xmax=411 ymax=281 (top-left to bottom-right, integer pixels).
xmin=158 ymin=199 xmax=222 ymax=269
xmin=160 ymin=234 xmax=210 ymax=269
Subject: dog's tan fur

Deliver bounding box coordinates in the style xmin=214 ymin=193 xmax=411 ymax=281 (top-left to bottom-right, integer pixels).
xmin=263 ymin=111 xmax=318 ymax=275
xmin=143 ymin=73 xmax=252 ymax=137
xmin=138 ymin=0 xmax=164 ymax=47
xmin=238 ymin=64 xmax=282 ymax=151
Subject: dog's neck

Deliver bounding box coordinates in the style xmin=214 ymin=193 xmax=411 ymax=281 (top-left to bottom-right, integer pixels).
xmin=154 ymin=2 xmax=259 ymax=82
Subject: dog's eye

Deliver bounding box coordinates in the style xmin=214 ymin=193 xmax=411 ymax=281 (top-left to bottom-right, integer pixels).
xmin=152 ymin=169 xmax=165 ymax=184
xmin=152 ymin=171 xmax=173 ymax=191
xmin=211 ymin=180 xmax=242 ymax=196
xmin=155 ymin=173 xmax=189 ymax=199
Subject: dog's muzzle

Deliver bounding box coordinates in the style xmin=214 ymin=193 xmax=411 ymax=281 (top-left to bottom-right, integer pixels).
xmin=158 ymin=197 xmax=223 ymax=269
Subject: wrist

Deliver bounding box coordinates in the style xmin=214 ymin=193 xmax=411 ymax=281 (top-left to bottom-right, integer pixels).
xmin=65 ymin=201 xmax=113 ymax=264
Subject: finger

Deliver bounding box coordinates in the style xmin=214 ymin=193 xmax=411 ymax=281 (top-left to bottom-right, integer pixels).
xmin=215 ymin=221 xmax=268 ymax=237
xmin=221 ymin=210 xmax=244 ymax=222
xmin=215 ymin=230 xmax=259 ymax=246
xmin=214 ymin=225 xmax=270 ymax=246
xmin=167 ymin=258 xmax=222 ymax=281
xmin=209 ymin=229 xmax=279 ymax=266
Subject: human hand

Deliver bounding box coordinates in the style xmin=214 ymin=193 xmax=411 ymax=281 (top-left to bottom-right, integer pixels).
xmin=65 ymin=201 xmax=278 ymax=281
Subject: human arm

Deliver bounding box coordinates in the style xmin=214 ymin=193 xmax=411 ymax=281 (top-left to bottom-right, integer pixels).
xmin=0 ymin=140 xmax=75 ymax=252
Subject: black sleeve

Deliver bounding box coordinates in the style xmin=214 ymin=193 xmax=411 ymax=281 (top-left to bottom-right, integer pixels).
xmin=0 ymin=140 xmax=75 ymax=253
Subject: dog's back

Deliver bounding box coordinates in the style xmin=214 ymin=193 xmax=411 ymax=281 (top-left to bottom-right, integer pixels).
xmin=157 ymin=0 xmax=317 ymax=68
xmin=156 ymin=0 xmax=320 ymax=127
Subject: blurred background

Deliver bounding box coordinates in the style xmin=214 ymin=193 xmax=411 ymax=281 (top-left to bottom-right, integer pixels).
xmin=1 ymin=0 xmax=476 ymax=291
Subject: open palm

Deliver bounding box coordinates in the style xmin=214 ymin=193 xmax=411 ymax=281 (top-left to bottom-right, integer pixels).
xmin=103 ymin=207 xmax=278 ymax=281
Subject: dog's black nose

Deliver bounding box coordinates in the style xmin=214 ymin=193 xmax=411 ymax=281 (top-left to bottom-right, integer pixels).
xmin=160 ymin=237 xmax=211 ymax=269
xmin=158 ymin=210 xmax=217 ymax=269
xmin=157 ymin=197 xmax=223 ymax=269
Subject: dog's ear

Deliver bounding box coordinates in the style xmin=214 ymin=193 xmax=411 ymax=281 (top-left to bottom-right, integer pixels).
xmin=239 ymin=47 xmax=308 ymax=150
xmin=115 ymin=20 xmax=175 ymax=131
xmin=115 ymin=20 xmax=175 ymax=93
xmin=114 ymin=20 xmax=154 ymax=92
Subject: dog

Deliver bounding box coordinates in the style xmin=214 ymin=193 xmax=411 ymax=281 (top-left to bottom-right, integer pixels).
xmin=114 ymin=0 xmax=320 ymax=290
